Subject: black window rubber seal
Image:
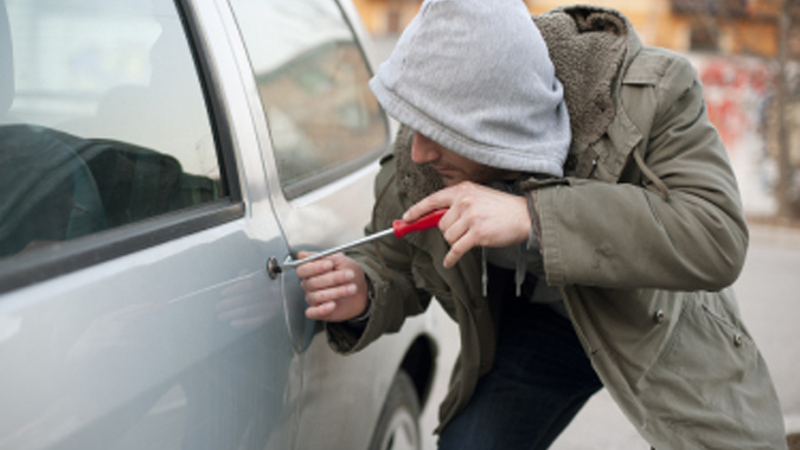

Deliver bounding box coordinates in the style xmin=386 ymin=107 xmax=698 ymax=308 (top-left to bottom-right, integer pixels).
xmin=177 ymin=0 xmax=242 ymax=204
xmin=0 ymin=201 xmax=245 ymax=294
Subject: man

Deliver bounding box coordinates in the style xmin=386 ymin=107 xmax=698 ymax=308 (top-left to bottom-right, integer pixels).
xmin=298 ymin=1 xmax=787 ymax=449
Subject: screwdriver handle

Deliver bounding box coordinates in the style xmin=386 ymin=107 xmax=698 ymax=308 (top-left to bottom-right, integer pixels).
xmin=392 ymin=208 xmax=447 ymax=239
xmin=280 ymin=208 xmax=448 ymax=270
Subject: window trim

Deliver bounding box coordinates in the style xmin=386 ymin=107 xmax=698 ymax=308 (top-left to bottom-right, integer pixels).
xmin=0 ymin=0 xmax=245 ymax=294
xmin=178 ymin=0 xmax=243 ymax=204
xmin=0 ymin=201 xmax=244 ymax=294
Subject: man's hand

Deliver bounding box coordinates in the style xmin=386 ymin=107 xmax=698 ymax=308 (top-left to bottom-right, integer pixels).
xmin=296 ymin=252 xmax=370 ymax=322
xmin=403 ymin=182 xmax=531 ymax=268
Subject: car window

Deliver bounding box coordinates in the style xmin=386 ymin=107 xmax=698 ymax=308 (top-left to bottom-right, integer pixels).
xmin=228 ymin=0 xmax=389 ymax=199
xmin=0 ymin=0 xmax=223 ymax=260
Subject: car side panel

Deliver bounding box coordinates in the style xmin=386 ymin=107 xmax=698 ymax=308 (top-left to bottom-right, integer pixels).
xmin=0 ymin=217 xmax=298 ymax=450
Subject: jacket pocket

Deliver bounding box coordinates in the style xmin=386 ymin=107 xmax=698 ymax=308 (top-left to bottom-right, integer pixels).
xmin=640 ymin=292 xmax=760 ymax=443
xmin=661 ymin=294 xmax=756 ymax=407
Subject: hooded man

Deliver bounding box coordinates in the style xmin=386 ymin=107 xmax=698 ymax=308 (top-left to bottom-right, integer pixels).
xmin=297 ymin=1 xmax=787 ymax=449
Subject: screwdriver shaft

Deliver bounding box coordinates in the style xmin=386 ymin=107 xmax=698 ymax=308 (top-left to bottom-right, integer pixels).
xmin=281 ymin=227 xmax=395 ymax=269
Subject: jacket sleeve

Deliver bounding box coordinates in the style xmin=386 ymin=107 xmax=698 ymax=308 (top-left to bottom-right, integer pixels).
xmin=532 ymin=56 xmax=748 ymax=291
xmin=326 ymin=158 xmax=433 ymax=354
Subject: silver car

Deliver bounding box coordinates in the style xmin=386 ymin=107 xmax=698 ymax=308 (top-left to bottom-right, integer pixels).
xmin=0 ymin=0 xmax=439 ymax=449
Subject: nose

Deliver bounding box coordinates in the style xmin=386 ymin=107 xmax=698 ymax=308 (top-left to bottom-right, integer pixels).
xmin=411 ymin=132 xmax=441 ymax=164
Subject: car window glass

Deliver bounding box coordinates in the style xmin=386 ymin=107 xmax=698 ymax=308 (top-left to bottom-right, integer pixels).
xmin=228 ymin=0 xmax=388 ymax=199
xmin=0 ymin=0 xmax=222 ymax=260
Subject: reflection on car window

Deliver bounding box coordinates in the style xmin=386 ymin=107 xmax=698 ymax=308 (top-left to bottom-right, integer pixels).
xmin=229 ymin=0 xmax=388 ymax=198
xmin=0 ymin=0 xmax=222 ymax=259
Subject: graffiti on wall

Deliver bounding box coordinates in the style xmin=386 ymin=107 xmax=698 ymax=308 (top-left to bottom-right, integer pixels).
xmin=693 ymin=55 xmax=771 ymax=152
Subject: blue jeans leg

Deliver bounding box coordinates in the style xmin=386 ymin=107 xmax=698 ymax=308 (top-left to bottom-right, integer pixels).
xmin=438 ymin=301 xmax=603 ymax=450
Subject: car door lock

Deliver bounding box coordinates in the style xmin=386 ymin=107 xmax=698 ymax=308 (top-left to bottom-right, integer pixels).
xmin=267 ymin=257 xmax=282 ymax=279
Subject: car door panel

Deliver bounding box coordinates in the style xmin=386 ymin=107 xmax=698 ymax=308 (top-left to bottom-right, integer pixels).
xmin=0 ymin=219 xmax=298 ymax=450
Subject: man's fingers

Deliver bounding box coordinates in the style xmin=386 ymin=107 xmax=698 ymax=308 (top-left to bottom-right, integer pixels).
xmin=296 ymin=256 xmax=334 ymax=278
xmin=305 ymin=283 xmax=357 ymax=306
xmin=443 ymin=231 xmax=478 ymax=268
xmin=403 ymin=187 xmax=460 ymax=221
xmin=441 ymin=214 xmax=469 ymax=245
xmin=300 ymin=268 xmax=355 ymax=292
xmin=291 ymin=251 xmax=367 ymax=323
xmin=305 ymin=301 xmax=336 ymax=320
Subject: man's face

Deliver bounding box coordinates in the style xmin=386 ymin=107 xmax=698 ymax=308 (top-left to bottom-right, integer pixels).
xmin=411 ymin=132 xmax=509 ymax=186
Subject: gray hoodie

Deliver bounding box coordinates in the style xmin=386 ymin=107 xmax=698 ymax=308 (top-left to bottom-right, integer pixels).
xmin=369 ymin=0 xmax=570 ymax=177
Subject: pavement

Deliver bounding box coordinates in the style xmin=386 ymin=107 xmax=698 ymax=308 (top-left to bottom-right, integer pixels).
xmin=418 ymin=221 xmax=800 ymax=449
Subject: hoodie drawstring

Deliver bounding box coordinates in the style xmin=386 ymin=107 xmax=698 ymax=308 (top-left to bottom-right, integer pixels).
xmin=632 ymin=149 xmax=670 ymax=201
xmin=481 ymin=247 xmax=488 ymax=298
xmin=514 ymin=243 xmax=526 ymax=297
xmin=481 ymin=244 xmax=527 ymax=298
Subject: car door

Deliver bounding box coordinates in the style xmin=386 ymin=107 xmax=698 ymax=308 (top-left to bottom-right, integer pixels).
xmin=221 ymin=0 xmax=391 ymax=351
xmin=217 ymin=1 xmax=434 ymax=448
xmin=0 ymin=0 xmax=299 ymax=449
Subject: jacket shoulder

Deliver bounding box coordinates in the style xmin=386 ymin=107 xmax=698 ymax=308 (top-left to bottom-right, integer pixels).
xmin=623 ymin=47 xmax=697 ymax=92
xmin=618 ymin=47 xmax=701 ymax=135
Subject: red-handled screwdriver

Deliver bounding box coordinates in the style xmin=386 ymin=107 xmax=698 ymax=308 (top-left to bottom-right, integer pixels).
xmin=279 ymin=208 xmax=447 ymax=271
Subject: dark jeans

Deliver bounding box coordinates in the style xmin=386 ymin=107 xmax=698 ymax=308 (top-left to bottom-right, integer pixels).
xmin=438 ymin=299 xmax=603 ymax=450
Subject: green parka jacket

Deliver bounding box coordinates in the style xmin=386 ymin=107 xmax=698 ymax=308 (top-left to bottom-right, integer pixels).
xmin=328 ymin=5 xmax=787 ymax=449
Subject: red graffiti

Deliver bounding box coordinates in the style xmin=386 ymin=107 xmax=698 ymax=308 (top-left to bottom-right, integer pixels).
xmin=696 ymin=57 xmax=771 ymax=150
xmin=705 ymin=99 xmax=749 ymax=148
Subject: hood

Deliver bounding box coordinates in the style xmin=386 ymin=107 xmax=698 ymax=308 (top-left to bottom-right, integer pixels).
xmin=392 ymin=5 xmax=640 ymax=204
xmin=369 ymin=0 xmax=571 ymax=177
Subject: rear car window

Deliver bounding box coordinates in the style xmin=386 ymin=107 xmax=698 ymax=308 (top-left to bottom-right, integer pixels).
xmin=228 ymin=0 xmax=389 ymax=199
xmin=0 ymin=0 xmax=222 ymax=260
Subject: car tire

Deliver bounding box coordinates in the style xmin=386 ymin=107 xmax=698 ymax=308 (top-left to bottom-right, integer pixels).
xmin=368 ymin=370 xmax=421 ymax=450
